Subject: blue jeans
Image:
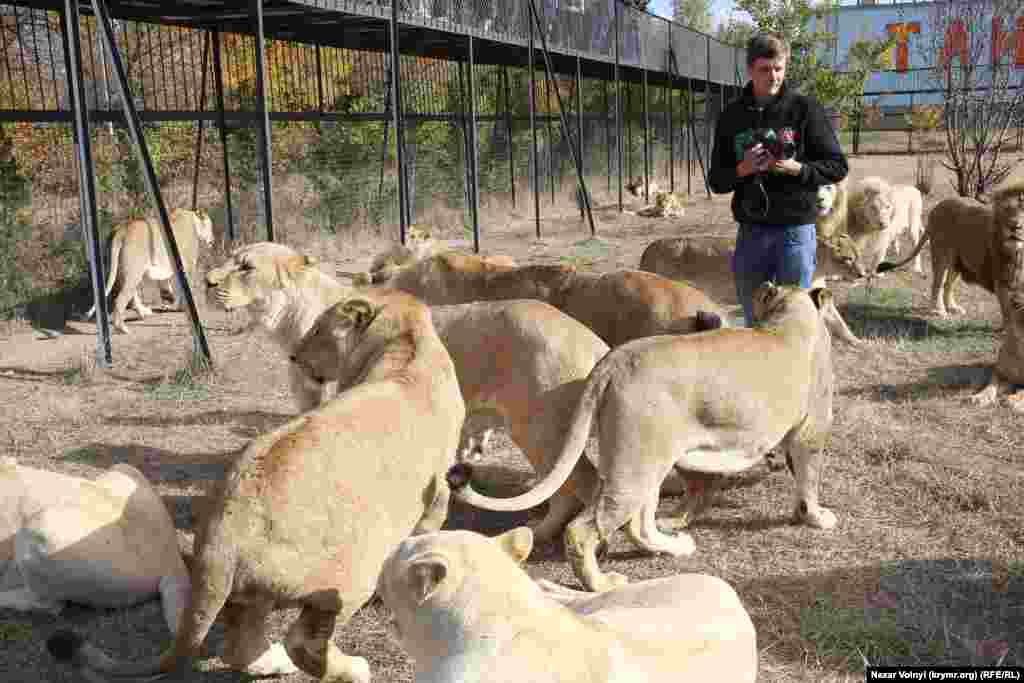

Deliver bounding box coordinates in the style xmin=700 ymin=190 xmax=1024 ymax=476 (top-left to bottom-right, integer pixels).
xmin=733 ymin=223 xmax=817 ymax=326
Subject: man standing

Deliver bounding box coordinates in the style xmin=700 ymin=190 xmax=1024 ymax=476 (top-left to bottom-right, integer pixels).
xmin=708 ymin=33 xmax=849 ymax=326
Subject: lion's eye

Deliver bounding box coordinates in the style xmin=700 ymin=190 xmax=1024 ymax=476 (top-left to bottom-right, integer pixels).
xmin=239 ymin=262 xmax=254 ymax=272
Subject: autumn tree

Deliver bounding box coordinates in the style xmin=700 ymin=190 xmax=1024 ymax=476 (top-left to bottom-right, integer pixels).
xmin=674 ymin=0 xmax=713 ymax=35
xmin=917 ymin=0 xmax=1023 ymax=199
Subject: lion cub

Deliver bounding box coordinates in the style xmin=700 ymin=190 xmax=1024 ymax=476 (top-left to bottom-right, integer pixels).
xmin=365 ymin=224 xmax=439 ymax=284
xmin=449 ymin=282 xmax=837 ymax=592
xmin=378 ymin=528 xmax=758 ymax=683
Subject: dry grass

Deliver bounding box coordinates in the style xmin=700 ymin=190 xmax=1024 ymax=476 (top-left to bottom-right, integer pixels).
xmin=0 ymin=155 xmax=1022 ymax=682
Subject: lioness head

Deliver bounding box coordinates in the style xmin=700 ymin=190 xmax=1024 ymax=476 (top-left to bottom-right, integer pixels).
xmin=751 ymin=281 xmax=833 ymax=327
xmin=291 ymin=298 xmax=381 ymax=385
xmin=851 ymin=176 xmax=895 ymax=232
xmin=205 ymin=242 xmax=321 ymax=316
xmin=377 ymin=528 xmax=533 ymax=647
xmin=816 ymin=183 xmax=839 ymax=217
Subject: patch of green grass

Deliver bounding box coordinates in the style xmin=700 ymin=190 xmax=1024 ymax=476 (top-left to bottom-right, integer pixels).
xmin=61 ymin=446 xmax=103 ymax=464
xmin=841 ymin=286 xmax=996 ymax=353
xmin=560 ymin=237 xmax=613 ymax=268
xmin=0 ymin=623 xmax=33 ymax=643
xmin=145 ymin=351 xmax=213 ymax=402
xmin=800 ymin=595 xmax=912 ymax=671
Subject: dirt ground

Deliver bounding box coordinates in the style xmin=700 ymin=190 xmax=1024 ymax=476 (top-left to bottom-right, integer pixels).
xmin=2 ymin=155 xmax=1023 ymax=682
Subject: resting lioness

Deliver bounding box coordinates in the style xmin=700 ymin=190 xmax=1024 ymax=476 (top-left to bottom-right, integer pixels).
xmin=379 ymin=252 xmax=727 ymax=347
xmin=0 ymin=459 xmax=189 ymax=631
xmin=638 ymin=234 xmax=864 ymax=346
xmin=85 ymin=208 xmax=214 ymax=333
xmin=378 ymin=527 xmax=758 ymax=683
xmin=449 ymin=282 xmax=837 ymax=592
xmin=48 ymin=290 xmax=466 ymax=682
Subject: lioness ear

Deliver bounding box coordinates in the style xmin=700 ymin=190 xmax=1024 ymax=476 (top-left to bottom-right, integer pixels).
xmin=809 ymin=287 xmax=833 ymax=310
xmin=493 ymin=527 xmax=533 ymax=565
xmin=407 ymin=555 xmax=448 ymax=604
xmin=336 ymin=299 xmax=378 ymax=331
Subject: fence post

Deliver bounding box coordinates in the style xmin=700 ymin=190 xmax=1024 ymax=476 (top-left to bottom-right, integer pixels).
xmin=529 ymin=9 xmax=541 ymax=238
xmin=190 ymin=32 xmax=210 ymax=212
xmin=667 ymin=21 xmax=674 ymax=194
xmin=251 ymin=0 xmax=275 ymax=242
xmin=388 ymin=0 xmax=409 ymax=243
xmin=502 ymin=66 xmax=515 ymax=209
xmin=642 ymin=66 xmax=649 ymax=203
xmin=211 ymin=30 xmax=236 ymax=242
xmin=614 ymin=0 xmax=623 ymax=212
xmin=60 ymin=2 xmax=112 ymax=368
xmin=466 ymin=33 xmax=480 ymax=253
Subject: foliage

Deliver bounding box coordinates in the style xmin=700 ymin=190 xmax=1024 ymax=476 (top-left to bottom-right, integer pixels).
xmin=915 ymin=0 xmax=1023 ymax=200
xmin=674 ymin=0 xmax=713 ymax=35
xmin=0 ymin=123 xmax=35 ymax=317
xmin=716 ymin=17 xmax=756 ymax=46
xmin=730 ymin=0 xmax=895 ymax=118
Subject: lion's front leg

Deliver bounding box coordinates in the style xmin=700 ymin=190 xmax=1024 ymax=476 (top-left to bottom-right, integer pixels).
xmin=625 ymin=489 xmax=696 ymax=556
xmin=285 ymin=603 xmax=370 ymax=683
xmin=221 ymin=601 xmax=298 ymax=677
xmin=564 ymin=503 xmax=629 ymax=593
xmin=784 ymin=438 xmax=837 ymax=531
xmin=968 ymin=367 xmax=1013 ymax=407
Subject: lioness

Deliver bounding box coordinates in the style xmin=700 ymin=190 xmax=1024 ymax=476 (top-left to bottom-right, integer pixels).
xmin=48 ymin=290 xmax=466 ymax=682
xmin=0 ymin=459 xmax=189 ymax=631
xmin=449 ymin=282 xmax=837 ymax=592
xmin=85 ymin=208 xmax=214 ymax=333
xmin=205 ymin=242 xmax=352 ymax=411
xmin=378 ymin=528 xmax=758 ymax=683
xmin=380 ymin=253 xmax=726 ymax=347
xmin=638 ymin=234 xmax=864 ymax=346
xmin=880 ymin=181 xmax=1024 ymax=410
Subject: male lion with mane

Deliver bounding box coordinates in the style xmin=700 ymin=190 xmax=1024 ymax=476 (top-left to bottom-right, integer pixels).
xmin=377 ymin=252 xmax=726 ymax=347
xmin=47 ymin=289 xmax=466 ymax=683
xmin=879 ymin=180 xmax=1024 ymax=410
xmin=449 ymin=282 xmax=838 ymax=592
xmin=378 ymin=527 xmax=758 ymax=683
xmin=85 ymin=208 xmax=214 ymax=333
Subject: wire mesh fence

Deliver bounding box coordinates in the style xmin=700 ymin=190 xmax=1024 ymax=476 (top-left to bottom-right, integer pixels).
xmin=0 ymin=1 xmax=734 ymax=294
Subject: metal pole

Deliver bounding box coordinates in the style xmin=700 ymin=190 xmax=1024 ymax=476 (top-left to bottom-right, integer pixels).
xmin=575 ymin=54 xmax=584 ymax=221
xmin=667 ymin=24 xmax=674 ymax=194
xmin=546 ymin=81 xmax=554 ymax=205
xmin=190 ymin=31 xmax=211 ymax=212
xmin=252 ymin=0 xmax=275 ymax=242
xmin=704 ymin=35 xmax=712 ymax=199
xmin=466 ymin=34 xmax=480 ymax=253
xmin=211 ymin=30 xmax=235 ymax=243
xmin=605 ymin=79 xmax=611 ymax=197
xmin=687 ymin=82 xmax=693 ymax=196
xmin=61 ymin=2 xmax=112 ymax=368
xmin=315 ymin=44 xmax=325 ymax=114
xmin=502 ymin=66 xmax=515 ymax=209
xmin=642 ymin=67 xmax=649 ymax=203
xmin=91 ymin=0 xmax=212 ymax=365
xmin=525 ymin=0 xmax=595 ymax=235
xmin=389 ymin=0 xmax=409 ymax=242
xmin=614 ymin=0 xmax=622 ymax=212
xmin=379 ymin=67 xmax=392 ymax=201
xmin=528 ymin=14 xmax=541 ymax=239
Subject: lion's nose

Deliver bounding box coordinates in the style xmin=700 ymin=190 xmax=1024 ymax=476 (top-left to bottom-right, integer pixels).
xmin=289 ymin=355 xmax=297 ymax=363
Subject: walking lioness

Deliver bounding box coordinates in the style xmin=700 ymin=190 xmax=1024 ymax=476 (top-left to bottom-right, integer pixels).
xmin=449 ymin=282 xmax=837 ymax=592
xmin=48 ymin=289 xmax=466 ymax=682
xmin=378 ymin=528 xmax=758 ymax=683
xmin=85 ymin=208 xmax=214 ymax=333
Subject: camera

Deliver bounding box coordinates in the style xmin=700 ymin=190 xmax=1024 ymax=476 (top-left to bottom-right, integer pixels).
xmin=751 ymin=128 xmax=796 ymax=160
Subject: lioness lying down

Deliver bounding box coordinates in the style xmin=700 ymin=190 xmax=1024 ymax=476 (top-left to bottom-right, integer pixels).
xmin=377 ymin=252 xmax=727 ymax=347
xmin=0 ymin=459 xmax=188 ymax=630
xmin=48 ymin=290 xmax=466 ymax=682
xmin=378 ymin=528 xmax=758 ymax=683
xmin=449 ymin=282 xmax=837 ymax=592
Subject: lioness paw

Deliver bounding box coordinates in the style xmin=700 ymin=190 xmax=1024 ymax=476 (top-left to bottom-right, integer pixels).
xmin=244 ymin=642 xmax=299 ymax=677
xmin=796 ymin=502 xmax=837 ymax=530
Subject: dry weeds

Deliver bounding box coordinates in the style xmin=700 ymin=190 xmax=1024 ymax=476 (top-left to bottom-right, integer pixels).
xmin=0 ymin=155 xmax=1022 ymax=682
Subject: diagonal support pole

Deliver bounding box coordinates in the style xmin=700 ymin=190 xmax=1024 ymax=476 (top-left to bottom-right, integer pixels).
xmin=91 ymin=0 xmax=212 ymax=366
xmin=525 ymin=0 xmax=596 ymax=236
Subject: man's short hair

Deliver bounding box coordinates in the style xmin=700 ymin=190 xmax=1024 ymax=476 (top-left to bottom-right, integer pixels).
xmin=746 ymin=33 xmax=791 ymax=67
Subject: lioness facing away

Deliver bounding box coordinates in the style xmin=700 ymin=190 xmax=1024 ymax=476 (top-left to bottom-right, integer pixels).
xmin=378 ymin=528 xmax=758 ymax=683
xmin=85 ymin=208 xmax=214 ymax=333
xmin=449 ymin=282 xmax=837 ymax=592
xmin=0 ymin=459 xmax=189 ymax=630
xmin=48 ymin=290 xmax=466 ymax=682
xmin=379 ymin=252 xmax=727 ymax=347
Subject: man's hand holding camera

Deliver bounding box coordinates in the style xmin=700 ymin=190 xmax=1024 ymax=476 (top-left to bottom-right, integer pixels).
xmin=738 ymin=143 xmax=802 ymax=178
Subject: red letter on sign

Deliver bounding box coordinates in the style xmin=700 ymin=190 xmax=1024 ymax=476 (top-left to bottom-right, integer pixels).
xmin=886 ymin=22 xmax=920 ymax=72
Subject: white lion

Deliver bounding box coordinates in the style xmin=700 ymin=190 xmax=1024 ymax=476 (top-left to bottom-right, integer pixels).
xmin=0 ymin=459 xmax=189 ymax=633
xmin=841 ymin=176 xmax=924 ymax=275
xmin=378 ymin=527 xmax=758 ymax=683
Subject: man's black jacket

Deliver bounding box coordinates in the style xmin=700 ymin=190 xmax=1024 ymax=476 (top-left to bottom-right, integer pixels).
xmin=708 ymin=81 xmax=849 ymax=226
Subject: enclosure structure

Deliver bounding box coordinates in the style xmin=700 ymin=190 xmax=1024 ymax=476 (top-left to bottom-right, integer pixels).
xmin=0 ymin=0 xmax=743 ymax=365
